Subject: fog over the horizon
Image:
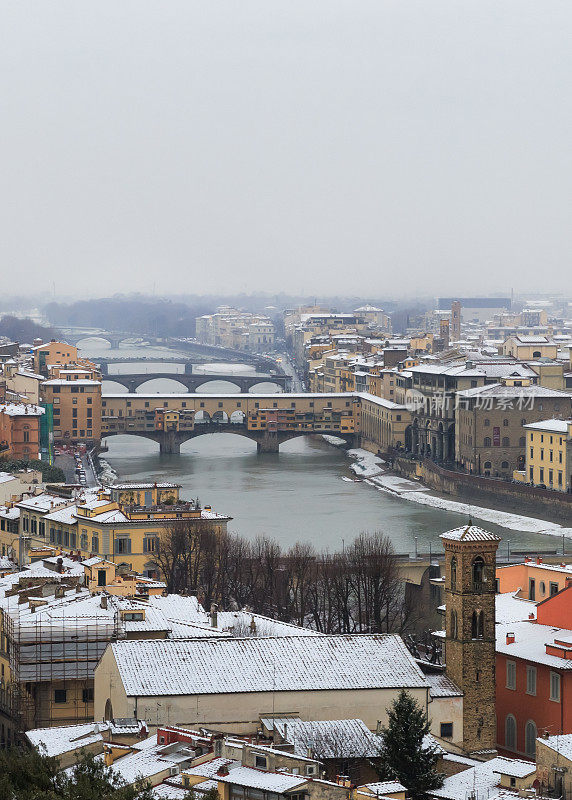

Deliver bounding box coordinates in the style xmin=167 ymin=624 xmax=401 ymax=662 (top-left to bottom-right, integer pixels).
xmin=1 ymin=1 xmax=571 ymax=299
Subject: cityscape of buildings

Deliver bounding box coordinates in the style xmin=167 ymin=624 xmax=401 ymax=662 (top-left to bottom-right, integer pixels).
xmin=0 ymin=293 xmax=569 ymax=799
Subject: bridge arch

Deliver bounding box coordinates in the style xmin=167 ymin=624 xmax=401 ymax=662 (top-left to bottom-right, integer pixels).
xmin=247 ymin=381 xmax=284 ymax=393
xmin=196 ymin=378 xmax=243 ymax=393
xmin=75 ymin=335 xmax=114 ymax=349
xmin=135 ymin=377 xmax=189 ymax=394
xmin=101 ymin=380 xmax=129 ymax=393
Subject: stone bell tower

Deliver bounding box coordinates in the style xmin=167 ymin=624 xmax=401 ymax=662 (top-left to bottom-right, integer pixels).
xmin=441 ymin=523 xmax=501 ymax=755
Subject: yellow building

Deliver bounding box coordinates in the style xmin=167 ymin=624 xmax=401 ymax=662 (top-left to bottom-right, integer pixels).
xmin=523 ymin=419 xmax=572 ymax=492
xmin=33 ymin=341 xmax=80 ymax=375
xmin=409 ymin=333 xmax=435 ymax=354
xmin=501 ymin=335 xmax=558 ymax=361
xmin=73 ymin=484 xmax=230 ymax=577
xmin=41 ymin=376 xmax=102 ymax=445
xmin=358 ymin=394 xmax=411 ymax=451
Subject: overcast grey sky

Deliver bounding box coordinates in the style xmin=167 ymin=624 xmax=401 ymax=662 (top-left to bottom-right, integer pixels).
xmin=1 ymin=1 xmax=571 ymax=299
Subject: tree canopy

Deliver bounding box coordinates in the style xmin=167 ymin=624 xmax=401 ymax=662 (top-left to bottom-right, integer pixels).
xmin=0 ymin=748 xmax=155 ymax=800
xmin=377 ymin=690 xmax=444 ymax=800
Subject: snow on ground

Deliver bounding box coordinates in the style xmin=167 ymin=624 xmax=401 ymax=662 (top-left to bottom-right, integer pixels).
xmin=368 ymin=473 xmax=429 ymax=494
xmin=398 ymin=489 xmax=572 ymax=537
xmin=321 ymin=435 xmax=347 ymax=446
xmin=98 ymin=458 xmax=118 ymax=486
xmin=346 ymin=449 xmax=385 ymax=478
xmin=364 ymin=461 xmax=572 ymax=536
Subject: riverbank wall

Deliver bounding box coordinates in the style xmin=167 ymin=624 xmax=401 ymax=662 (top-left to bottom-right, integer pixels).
xmin=393 ymin=456 xmax=572 ymax=523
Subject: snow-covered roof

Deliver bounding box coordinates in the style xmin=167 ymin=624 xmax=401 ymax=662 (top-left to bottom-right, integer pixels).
xmin=111 ymin=482 xmax=181 ymax=490
xmin=215 ymin=766 xmax=306 ymax=793
xmin=26 ymin=722 xmax=104 ymax=757
xmin=457 ymin=382 xmax=572 ymax=399
xmin=110 ymin=634 xmax=429 ymax=697
xmin=440 ymin=524 xmax=501 ymax=543
xmin=261 ymin=718 xmax=382 ymax=759
xmin=424 ymin=672 xmax=463 ymax=698
xmin=43 ymin=505 xmax=78 ymax=525
xmin=492 ymin=756 xmax=536 ymax=778
xmin=524 ymin=418 xmax=571 ymax=434
xmin=496 ymin=621 xmax=572 ymax=669
xmin=432 ymin=755 xmax=534 ymax=799
xmin=495 ymin=591 xmax=537 ymax=624
xmin=0 ymin=403 xmax=44 ymax=416
xmin=359 ymin=780 xmax=407 ymax=796
xmin=42 ymin=379 xmax=101 ymax=385
xmin=537 ymin=732 xmax=572 ymax=761
xmin=17 ymin=494 xmax=71 ymax=513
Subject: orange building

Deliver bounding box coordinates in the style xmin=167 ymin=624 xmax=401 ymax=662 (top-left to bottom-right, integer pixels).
xmin=33 ymin=340 xmax=100 ymax=379
xmin=497 ymin=556 xmax=572 ymax=602
xmin=41 ymin=378 xmax=102 ymax=445
xmin=497 ymin=582 xmax=572 ymax=758
xmin=0 ymin=403 xmax=43 ymax=459
xmin=33 ymin=341 xmax=80 ymax=376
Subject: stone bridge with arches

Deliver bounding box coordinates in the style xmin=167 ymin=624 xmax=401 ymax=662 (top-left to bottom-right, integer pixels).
xmin=101 ymin=370 xmax=290 ymax=394
xmin=100 ymin=392 xmax=359 ymax=453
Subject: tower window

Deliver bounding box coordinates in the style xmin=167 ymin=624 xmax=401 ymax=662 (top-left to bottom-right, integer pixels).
xmin=471 ymin=610 xmax=484 ymax=639
xmin=450 ymin=556 xmax=457 ymax=592
xmin=472 ymin=556 xmax=485 ymax=590
xmin=450 ymin=610 xmax=458 ymax=639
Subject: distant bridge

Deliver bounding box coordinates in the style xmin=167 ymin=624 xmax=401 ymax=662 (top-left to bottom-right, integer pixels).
xmin=101 ymin=371 xmax=290 ymax=394
xmin=59 ymin=328 xmax=280 ymax=370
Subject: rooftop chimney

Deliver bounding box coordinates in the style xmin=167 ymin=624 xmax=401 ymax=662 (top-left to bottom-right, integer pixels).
xmin=506 ymin=632 xmax=515 ymax=645
xmin=100 ymin=595 xmax=108 ymax=609
xmin=210 ymin=603 xmax=218 ymax=628
xmin=56 ymin=557 xmax=63 ymax=573
xmin=537 ymin=556 xmax=543 ymax=565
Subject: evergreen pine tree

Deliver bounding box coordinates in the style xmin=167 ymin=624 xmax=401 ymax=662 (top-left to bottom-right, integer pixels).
xmin=378 ymin=689 xmax=444 ymax=800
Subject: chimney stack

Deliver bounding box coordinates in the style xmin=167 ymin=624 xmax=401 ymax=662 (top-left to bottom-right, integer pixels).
xmin=210 ymin=603 xmax=218 ymax=628
xmin=506 ymin=632 xmax=515 ymax=645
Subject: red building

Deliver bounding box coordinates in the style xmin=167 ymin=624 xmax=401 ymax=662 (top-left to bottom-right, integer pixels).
xmin=496 ymin=577 xmax=572 ymax=759
xmin=0 ymin=403 xmax=43 ymax=459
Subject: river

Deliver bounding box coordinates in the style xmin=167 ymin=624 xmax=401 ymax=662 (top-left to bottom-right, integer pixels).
xmin=79 ymin=338 xmax=566 ymax=556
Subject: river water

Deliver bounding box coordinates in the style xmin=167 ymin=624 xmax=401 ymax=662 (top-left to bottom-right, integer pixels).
xmin=79 ymin=338 xmax=565 ymax=556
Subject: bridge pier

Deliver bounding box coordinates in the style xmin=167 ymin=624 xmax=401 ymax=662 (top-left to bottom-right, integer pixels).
xmin=256 ymin=432 xmax=280 ymax=454
xmin=159 ymin=431 xmax=182 ymax=455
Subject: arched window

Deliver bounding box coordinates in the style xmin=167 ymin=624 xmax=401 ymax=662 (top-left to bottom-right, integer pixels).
xmin=505 ymin=714 xmax=516 ymax=750
xmin=451 ymin=610 xmax=458 ymax=639
xmin=473 ymin=556 xmax=485 ymax=589
xmin=484 ymin=437 xmax=491 ymax=447
xmin=104 ymin=698 xmax=113 ymax=721
xmin=501 ymin=461 xmax=509 ymax=469
xmin=525 ymin=720 xmax=537 ymax=757
xmin=484 ymin=461 xmax=492 ymax=470
xmin=519 ymin=436 xmax=526 ymax=447
xmin=451 ymin=556 xmax=457 ymax=592
xmin=471 ymin=610 xmax=484 ymax=639
xmin=533 ymin=351 xmax=541 ymax=359
xmin=502 ymin=437 xmax=510 ymax=447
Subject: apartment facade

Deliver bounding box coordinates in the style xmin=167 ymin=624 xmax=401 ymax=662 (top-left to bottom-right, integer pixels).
xmin=523 ymin=418 xmax=572 ymax=492
xmin=456 ymin=384 xmax=572 ymax=478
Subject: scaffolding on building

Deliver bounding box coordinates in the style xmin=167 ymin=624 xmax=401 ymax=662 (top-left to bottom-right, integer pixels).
xmin=3 ymin=589 xmax=123 ymax=731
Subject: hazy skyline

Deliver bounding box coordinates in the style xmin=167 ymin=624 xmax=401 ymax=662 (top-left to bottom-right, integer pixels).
xmin=2 ymin=1 xmax=572 ymax=299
